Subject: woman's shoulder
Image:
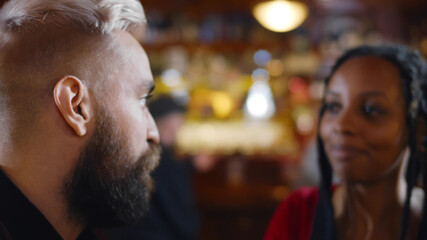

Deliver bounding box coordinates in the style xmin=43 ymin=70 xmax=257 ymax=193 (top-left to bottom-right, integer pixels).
xmin=288 ymin=186 xmax=321 ymax=201
xmin=264 ymin=186 xmax=321 ymax=240
xmin=278 ymin=187 xmax=320 ymax=217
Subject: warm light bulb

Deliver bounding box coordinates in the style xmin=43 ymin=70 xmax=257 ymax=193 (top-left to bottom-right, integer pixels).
xmin=244 ymin=81 xmax=276 ymax=120
xmin=211 ymin=92 xmax=234 ymax=119
xmin=253 ymin=0 xmax=308 ymax=33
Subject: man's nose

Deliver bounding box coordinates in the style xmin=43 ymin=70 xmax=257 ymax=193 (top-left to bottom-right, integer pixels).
xmin=147 ymin=111 xmax=160 ymax=144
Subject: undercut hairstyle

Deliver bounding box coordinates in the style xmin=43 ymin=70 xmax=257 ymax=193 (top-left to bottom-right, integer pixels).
xmin=0 ymin=0 xmax=146 ymax=142
xmin=311 ymin=44 xmax=427 ymax=240
xmin=0 ymin=0 xmax=146 ymax=42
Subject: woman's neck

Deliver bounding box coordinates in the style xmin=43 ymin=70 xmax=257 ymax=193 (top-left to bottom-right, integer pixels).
xmin=333 ymin=170 xmax=403 ymax=240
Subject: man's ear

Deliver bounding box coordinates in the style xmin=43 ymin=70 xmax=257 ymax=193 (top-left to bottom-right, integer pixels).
xmin=53 ymin=75 xmax=92 ymax=136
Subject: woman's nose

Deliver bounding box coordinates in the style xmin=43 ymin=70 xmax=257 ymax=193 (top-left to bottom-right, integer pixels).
xmin=332 ymin=109 xmax=356 ymax=135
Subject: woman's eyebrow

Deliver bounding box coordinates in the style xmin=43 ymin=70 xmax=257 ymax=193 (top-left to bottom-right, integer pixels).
xmin=359 ymin=91 xmax=389 ymax=101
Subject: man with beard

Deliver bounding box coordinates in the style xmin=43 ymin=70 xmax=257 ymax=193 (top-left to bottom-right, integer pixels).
xmin=0 ymin=0 xmax=161 ymax=239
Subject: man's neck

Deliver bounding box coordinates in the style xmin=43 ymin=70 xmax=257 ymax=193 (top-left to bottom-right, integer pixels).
xmin=1 ymin=165 xmax=84 ymax=240
xmin=0 ymin=138 xmax=85 ymax=239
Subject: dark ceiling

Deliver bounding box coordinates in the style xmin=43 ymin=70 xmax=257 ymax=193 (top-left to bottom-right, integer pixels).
xmin=0 ymin=0 xmax=425 ymax=40
xmin=138 ymin=0 xmax=427 ymax=9
xmin=138 ymin=0 xmax=427 ymax=15
xmin=0 ymin=0 xmax=425 ymax=20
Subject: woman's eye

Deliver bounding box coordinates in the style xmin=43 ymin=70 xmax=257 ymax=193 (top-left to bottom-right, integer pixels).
xmin=324 ymin=102 xmax=341 ymax=114
xmin=362 ymin=104 xmax=384 ymax=117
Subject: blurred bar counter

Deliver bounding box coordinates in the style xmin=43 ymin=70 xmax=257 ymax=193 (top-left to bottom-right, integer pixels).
xmin=193 ymin=155 xmax=296 ymax=240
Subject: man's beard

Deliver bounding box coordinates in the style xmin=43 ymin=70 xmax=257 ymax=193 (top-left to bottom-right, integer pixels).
xmin=63 ymin=107 xmax=161 ymax=228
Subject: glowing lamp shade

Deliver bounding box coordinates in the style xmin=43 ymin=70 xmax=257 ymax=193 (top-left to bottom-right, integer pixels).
xmin=253 ymin=0 xmax=308 ymax=33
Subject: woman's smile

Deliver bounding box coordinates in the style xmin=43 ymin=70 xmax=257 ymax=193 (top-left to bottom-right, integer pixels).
xmin=327 ymin=144 xmax=368 ymax=161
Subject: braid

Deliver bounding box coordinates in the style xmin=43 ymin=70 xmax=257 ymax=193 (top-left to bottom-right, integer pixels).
xmin=417 ymin=134 xmax=427 ymax=239
xmin=417 ymin=72 xmax=427 ymax=239
xmin=311 ymin=44 xmax=427 ymax=240
xmin=418 ymin=161 xmax=427 ymax=239
xmin=400 ymin=117 xmax=420 ymax=239
xmin=311 ymin=107 xmax=337 ymax=240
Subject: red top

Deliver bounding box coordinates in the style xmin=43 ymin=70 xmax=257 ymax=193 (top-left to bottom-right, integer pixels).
xmin=264 ymin=187 xmax=320 ymax=240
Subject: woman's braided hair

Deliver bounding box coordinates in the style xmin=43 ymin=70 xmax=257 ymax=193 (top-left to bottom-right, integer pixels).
xmin=310 ymin=44 xmax=427 ymax=240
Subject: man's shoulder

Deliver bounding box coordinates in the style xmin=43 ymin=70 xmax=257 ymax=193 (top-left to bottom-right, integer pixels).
xmin=0 ymin=220 xmax=12 ymax=240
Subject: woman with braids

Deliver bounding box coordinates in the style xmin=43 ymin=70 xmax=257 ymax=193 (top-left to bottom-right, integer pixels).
xmin=264 ymin=44 xmax=427 ymax=240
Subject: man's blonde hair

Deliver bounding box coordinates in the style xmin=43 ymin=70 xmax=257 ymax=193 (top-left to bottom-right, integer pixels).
xmin=0 ymin=0 xmax=147 ymax=142
xmin=0 ymin=0 xmax=146 ymax=43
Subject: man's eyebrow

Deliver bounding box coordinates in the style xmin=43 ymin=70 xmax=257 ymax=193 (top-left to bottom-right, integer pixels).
xmin=141 ymin=80 xmax=155 ymax=93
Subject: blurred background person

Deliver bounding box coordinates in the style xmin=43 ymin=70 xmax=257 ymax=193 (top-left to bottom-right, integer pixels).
xmin=264 ymin=44 xmax=427 ymax=240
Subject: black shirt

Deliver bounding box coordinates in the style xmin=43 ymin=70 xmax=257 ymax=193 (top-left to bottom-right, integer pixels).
xmin=0 ymin=170 xmax=99 ymax=240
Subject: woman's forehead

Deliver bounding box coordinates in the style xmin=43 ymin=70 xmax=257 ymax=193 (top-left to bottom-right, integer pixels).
xmin=327 ymin=56 xmax=403 ymax=97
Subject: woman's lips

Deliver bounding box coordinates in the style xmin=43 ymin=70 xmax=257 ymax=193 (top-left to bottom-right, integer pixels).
xmin=328 ymin=144 xmax=367 ymax=160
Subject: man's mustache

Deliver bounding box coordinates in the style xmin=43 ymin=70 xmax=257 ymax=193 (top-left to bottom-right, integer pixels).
xmin=137 ymin=142 xmax=161 ymax=174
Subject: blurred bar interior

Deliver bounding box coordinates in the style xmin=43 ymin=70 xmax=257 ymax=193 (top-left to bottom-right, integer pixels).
xmin=2 ymin=0 xmax=425 ymax=239
xmin=136 ymin=0 xmax=426 ymax=239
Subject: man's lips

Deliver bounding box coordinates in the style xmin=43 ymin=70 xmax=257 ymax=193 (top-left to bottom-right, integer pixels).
xmin=327 ymin=144 xmax=367 ymax=160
